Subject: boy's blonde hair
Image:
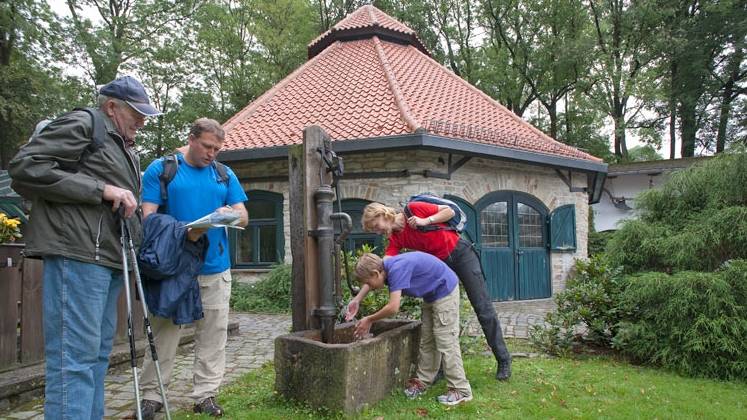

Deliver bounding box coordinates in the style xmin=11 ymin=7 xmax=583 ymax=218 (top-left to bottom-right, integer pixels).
xmin=361 ymin=202 xmax=397 ymax=232
xmin=355 ymin=253 xmax=384 ymax=282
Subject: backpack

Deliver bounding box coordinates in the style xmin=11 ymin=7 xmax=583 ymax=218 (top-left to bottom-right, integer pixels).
xmin=158 ymin=153 xmax=229 ymax=202
xmin=32 ymin=107 xmax=107 ymax=158
xmin=403 ymin=193 xmax=467 ymax=233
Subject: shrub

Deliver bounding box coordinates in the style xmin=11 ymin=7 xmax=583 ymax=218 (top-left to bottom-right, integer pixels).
xmin=530 ymin=256 xmax=625 ymax=355
xmin=613 ymin=263 xmax=747 ymax=380
xmin=230 ymin=264 xmax=292 ymax=313
xmin=608 ymin=206 xmax=747 ymax=273
xmin=588 ymin=230 xmax=614 ymax=258
xmin=608 ymin=152 xmax=747 ymax=273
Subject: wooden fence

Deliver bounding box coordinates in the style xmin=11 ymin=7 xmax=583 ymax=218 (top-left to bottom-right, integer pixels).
xmin=0 ymin=244 xmax=144 ymax=372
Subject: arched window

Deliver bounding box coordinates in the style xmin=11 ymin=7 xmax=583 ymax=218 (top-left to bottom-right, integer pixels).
xmin=334 ymin=199 xmax=382 ymax=255
xmin=231 ymin=190 xmax=284 ymax=268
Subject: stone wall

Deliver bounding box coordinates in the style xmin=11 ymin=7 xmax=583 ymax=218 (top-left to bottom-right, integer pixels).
xmin=228 ymin=149 xmax=589 ymax=296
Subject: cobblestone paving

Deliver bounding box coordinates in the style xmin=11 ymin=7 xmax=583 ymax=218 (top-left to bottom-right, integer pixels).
xmin=464 ymin=298 xmax=556 ymax=339
xmin=2 ymin=300 xmax=553 ymax=419
xmin=1 ymin=313 xmax=291 ymax=420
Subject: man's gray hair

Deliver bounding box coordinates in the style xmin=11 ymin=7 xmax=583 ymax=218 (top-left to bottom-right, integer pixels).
xmin=97 ymin=94 xmax=126 ymax=109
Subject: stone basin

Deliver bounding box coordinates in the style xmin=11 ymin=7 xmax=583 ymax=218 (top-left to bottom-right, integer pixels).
xmin=274 ymin=319 xmax=421 ymax=413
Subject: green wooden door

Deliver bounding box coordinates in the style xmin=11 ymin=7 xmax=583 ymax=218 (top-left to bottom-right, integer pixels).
xmin=515 ymin=202 xmax=550 ymax=300
xmin=476 ymin=191 xmax=551 ymax=301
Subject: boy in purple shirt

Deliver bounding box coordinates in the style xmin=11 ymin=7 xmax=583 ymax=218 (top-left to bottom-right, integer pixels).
xmin=354 ymin=252 xmax=473 ymax=405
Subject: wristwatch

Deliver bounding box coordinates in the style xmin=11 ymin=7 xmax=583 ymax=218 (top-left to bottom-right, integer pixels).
xmin=428 ymin=216 xmax=435 ymax=224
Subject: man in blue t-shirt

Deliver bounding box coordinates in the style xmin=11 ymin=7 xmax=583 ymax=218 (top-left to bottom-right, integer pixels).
xmin=136 ymin=118 xmax=248 ymax=418
xmin=354 ymin=252 xmax=473 ymax=406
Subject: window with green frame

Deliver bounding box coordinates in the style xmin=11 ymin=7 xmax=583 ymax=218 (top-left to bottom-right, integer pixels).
xmin=334 ymin=199 xmax=382 ymax=255
xmin=231 ymin=190 xmax=284 ymax=268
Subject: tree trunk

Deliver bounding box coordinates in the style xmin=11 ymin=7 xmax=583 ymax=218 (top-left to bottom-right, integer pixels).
xmin=669 ymin=112 xmax=677 ymax=159
xmin=613 ymin=115 xmax=628 ymax=160
xmin=669 ymin=63 xmax=677 ymax=159
xmin=716 ymin=82 xmax=733 ymax=154
xmin=716 ymin=47 xmax=743 ymax=153
xmin=547 ymin=102 xmax=558 ymax=139
xmin=679 ymin=102 xmax=696 ymax=157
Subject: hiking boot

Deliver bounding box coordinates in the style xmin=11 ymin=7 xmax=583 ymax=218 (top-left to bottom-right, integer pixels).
xmin=404 ymin=377 xmax=427 ymax=399
xmin=437 ymin=388 xmax=473 ymax=406
xmin=496 ymin=356 xmax=512 ymax=381
xmin=193 ymin=397 xmax=224 ymax=417
xmin=133 ymin=399 xmax=162 ymax=420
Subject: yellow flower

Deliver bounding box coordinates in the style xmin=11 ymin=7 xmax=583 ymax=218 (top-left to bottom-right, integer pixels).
xmin=0 ymin=212 xmax=22 ymax=243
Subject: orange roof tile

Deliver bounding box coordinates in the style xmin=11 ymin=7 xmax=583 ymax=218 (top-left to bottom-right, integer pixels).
xmin=223 ymin=6 xmax=601 ymax=163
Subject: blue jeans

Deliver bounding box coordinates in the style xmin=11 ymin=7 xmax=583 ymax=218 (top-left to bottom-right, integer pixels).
xmin=43 ymin=256 xmax=123 ymax=420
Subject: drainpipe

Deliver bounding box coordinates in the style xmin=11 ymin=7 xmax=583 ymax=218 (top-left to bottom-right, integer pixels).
xmin=313 ymin=186 xmax=352 ymax=343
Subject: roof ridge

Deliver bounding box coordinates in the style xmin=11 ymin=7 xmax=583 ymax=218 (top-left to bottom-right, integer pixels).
xmin=366 ymin=5 xmax=378 ymax=26
xmin=223 ymin=41 xmax=342 ymax=132
xmin=411 ymin=46 xmax=601 ymax=162
xmin=372 ymin=36 xmax=420 ymax=133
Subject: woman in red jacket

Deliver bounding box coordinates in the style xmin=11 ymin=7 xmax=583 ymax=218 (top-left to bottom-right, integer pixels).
xmin=346 ymin=201 xmax=512 ymax=380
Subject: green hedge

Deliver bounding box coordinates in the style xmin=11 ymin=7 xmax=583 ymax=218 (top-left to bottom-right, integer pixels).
xmin=230 ymin=264 xmax=292 ymax=313
xmin=607 ymin=152 xmax=747 ymax=273
xmin=613 ymin=260 xmax=747 ymax=380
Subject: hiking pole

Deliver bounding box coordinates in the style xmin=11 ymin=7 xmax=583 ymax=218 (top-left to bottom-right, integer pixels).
xmin=119 ymin=213 xmax=143 ymax=420
xmin=120 ymin=214 xmax=172 ymax=420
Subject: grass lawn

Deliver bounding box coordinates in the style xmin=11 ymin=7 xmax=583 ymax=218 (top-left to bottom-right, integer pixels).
xmin=175 ymin=340 xmax=747 ymax=419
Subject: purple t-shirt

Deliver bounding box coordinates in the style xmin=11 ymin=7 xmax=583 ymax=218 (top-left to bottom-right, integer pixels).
xmin=384 ymin=252 xmax=458 ymax=303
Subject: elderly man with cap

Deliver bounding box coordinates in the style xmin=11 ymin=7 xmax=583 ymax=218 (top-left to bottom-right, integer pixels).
xmin=9 ymin=75 xmax=160 ymax=420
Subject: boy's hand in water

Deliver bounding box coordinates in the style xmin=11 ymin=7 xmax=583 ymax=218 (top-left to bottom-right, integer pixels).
xmin=354 ymin=316 xmax=372 ymax=339
xmin=344 ymin=300 xmax=360 ymax=321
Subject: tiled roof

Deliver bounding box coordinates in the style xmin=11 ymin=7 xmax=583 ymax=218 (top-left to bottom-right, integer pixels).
xmin=311 ymin=4 xmax=416 ymax=43
xmin=307 ymin=5 xmax=427 ymax=59
xmin=223 ymin=6 xmax=601 ymax=163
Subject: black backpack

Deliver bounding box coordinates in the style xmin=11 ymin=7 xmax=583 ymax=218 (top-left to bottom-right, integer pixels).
xmin=158 ymin=154 xmax=230 ymax=202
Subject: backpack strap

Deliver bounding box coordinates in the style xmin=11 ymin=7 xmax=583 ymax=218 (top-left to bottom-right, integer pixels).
xmin=403 ymin=203 xmax=413 ymax=219
xmin=159 ymin=154 xmax=179 ymax=202
xmin=73 ymin=107 xmax=107 ymax=159
xmin=213 ymin=161 xmax=229 ymax=184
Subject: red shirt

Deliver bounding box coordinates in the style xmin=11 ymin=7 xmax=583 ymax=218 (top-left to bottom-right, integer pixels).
xmin=385 ymin=202 xmax=459 ymax=260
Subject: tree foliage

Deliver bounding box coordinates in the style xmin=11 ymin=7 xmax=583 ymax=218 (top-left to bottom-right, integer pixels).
xmin=1 ymin=0 xmax=745 ymax=167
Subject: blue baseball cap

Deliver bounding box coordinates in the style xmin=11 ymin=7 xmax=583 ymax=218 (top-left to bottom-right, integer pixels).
xmin=99 ymin=76 xmax=162 ymax=116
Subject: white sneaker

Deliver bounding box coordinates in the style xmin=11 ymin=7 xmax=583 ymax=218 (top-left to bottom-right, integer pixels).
xmin=404 ymin=378 xmax=427 ymax=399
xmin=437 ymin=388 xmax=473 ymax=406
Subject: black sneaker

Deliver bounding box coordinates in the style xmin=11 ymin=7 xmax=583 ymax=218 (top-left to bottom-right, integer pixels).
xmin=137 ymin=399 xmax=162 ymax=420
xmin=194 ymin=396 xmax=224 ymax=417
xmin=496 ymin=357 xmax=512 ymax=381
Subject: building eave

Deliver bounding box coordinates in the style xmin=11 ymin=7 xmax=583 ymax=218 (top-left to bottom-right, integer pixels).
xmin=218 ymin=133 xmax=608 ymax=204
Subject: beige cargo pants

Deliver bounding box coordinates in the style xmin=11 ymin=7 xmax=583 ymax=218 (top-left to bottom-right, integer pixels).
xmin=415 ymin=285 xmax=472 ymax=397
xmin=141 ymin=269 xmax=232 ymax=403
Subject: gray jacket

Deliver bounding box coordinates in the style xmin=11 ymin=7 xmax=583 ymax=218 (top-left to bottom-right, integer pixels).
xmin=9 ymin=108 xmax=143 ymax=269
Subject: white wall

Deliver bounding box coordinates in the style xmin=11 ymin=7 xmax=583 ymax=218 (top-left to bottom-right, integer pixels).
xmin=592 ymin=173 xmax=670 ymax=232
